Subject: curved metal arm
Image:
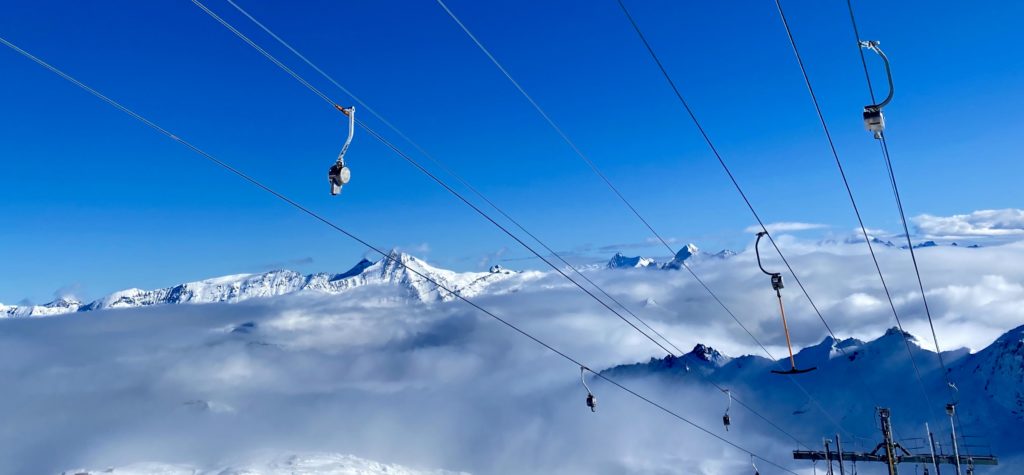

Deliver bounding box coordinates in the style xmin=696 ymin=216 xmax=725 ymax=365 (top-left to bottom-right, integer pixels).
xmin=754 ymin=232 xmax=776 ymax=276
xmin=860 ymin=41 xmax=894 ymax=110
xmin=723 ymin=388 xmax=732 ymax=414
xmin=580 ymin=366 xmax=593 ymax=395
xmin=336 ymin=105 xmax=355 ymax=164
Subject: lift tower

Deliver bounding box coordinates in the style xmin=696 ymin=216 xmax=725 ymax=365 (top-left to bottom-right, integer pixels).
xmin=793 ymin=408 xmax=998 ymax=474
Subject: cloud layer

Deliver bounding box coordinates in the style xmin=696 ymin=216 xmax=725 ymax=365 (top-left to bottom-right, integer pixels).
xmin=914 ymin=208 xmax=1024 ymax=238
xmin=3 ymin=233 xmax=1024 ymax=474
xmin=743 ymin=222 xmax=828 ymax=234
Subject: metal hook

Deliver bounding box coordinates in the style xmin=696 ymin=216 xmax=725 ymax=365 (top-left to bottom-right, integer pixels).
xmin=336 ymin=105 xmax=356 ymax=165
xmin=328 ymin=105 xmax=356 ymax=196
xmin=858 ymin=40 xmax=894 ymax=139
xmin=722 ymin=389 xmax=733 ymax=431
xmin=751 ymin=454 xmax=760 ymax=475
xmin=859 ymin=41 xmax=894 ymax=110
xmin=581 ymin=366 xmax=596 ymax=412
xmin=755 ymin=232 xmax=784 ymax=294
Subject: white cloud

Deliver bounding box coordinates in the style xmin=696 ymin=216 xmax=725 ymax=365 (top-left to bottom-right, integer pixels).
xmin=5 ymin=230 xmax=1024 ymax=473
xmin=913 ymin=209 xmax=1024 ymax=237
xmin=743 ymin=222 xmax=828 ymax=234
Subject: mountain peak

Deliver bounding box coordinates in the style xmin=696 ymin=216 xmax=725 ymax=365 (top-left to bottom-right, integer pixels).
xmin=607 ymin=252 xmax=657 ymax=269
xmin=663 ymin=243 xmax=700 ymax=270
xmin=686 ymin=343 xmax=730 ymax=367
xmin=712 ymin=249 xmax=737 ymax=259
xmin=883 ymin=326 xmax=917 ymax=342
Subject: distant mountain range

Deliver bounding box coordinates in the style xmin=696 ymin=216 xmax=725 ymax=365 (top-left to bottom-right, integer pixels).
xmin=1 ymin=250 xmax=518 ymax=318
xmin=3 ymin=240 xmax=982 ymax=318
xmin=606 ymin=243 xmax=735 ymax=270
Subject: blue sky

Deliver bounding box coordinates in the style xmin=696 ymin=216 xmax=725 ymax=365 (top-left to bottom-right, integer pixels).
xmin=2 ymin=0 xmax=1022 ymax=304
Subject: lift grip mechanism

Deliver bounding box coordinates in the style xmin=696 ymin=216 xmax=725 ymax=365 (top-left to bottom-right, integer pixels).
xmin=858 ymin=40 xmax=894 ymax=139
xmin=755 ymin=232 xmax=784 ymax=296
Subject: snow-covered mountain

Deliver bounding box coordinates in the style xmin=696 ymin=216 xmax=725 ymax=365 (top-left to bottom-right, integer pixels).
xmin=606 ymin=244 xmax=735 ymax=271
xmin=607 ymin=252 xmax=658 ymax=269
xmin=662 ymin=243 xmax=700 ymax=270
xmin=0 ymin=296 xmax=82 ymax=317
xmin=1 ymin=251 xmax=518 ymax=318
xmin=5 ymin=244 xmax=746 ymax=318
xmin=954 ymin=324 xmax=1024 ymax=416
xmin=600 ymin=325 xmax=1022 ymax=461
xmin=605 ymin=343 xmax=733 ymax=378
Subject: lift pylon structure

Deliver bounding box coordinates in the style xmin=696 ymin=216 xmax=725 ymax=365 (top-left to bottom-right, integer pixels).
xmin=793 ymin=408 xmax=997 ymax=475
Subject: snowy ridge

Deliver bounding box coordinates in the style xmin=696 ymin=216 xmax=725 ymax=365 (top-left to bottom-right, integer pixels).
xmin=599 ymin=325 xmax=1024 ymax=455
xmin=0 ymin=297 xmax=82 ymax=317
xmin=956 ymin=324 xmax=1024 ymax=415
xmin=3 ymin=251 xmax=518 ymax=318
xmin=607 ymin=252 xmax=657 ymax=269
xmin=606 ymin=244 xmax=736 ymax=271
xmin=2 ymin=245 xmax=754 ymax=318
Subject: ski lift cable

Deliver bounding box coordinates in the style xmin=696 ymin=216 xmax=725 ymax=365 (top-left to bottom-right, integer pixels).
xmin=769 ymin=0 xmax=938 ymax=422
xmin=208 ymin=0 xmax=837 ymax=448
xmin=433 ymin=0 xmax=678 ymax=258
xmin=0 ymin=37 xmax=800 ymax=474
xmin=366 ymin=112 xmax=813 ymax=448
xmin=429 ymin=0 xmax=856 ymax=437
xmin=214 ymin=0 xmax=839 ymax=446
xmin=188 ymin=0 xmax=685 ymax=358
xmin=229 ymin=0 xmax=684 ymax=356
xmin=613 ymin=0 xmax=882 ymax=395
xmin=843 ymin=1 xmax=968 ymax=438
xmin=844 ymin=2 xmax=949 ymax=376
xmin=878 ymin=137 xmax=956 ymax=388
xmin=203 ymin=0 xmax=824 ymax=450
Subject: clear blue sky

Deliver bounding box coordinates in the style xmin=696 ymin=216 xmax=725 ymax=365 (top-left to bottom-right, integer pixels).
xmin=2 ymin=0 xmax=1022 ymax=304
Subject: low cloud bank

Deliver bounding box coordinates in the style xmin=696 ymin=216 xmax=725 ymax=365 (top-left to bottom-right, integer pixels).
xmin=3 ymin=232 xmax=1024 ymax=474
xmin=914 ymin=208 xmax=1024 ymax=238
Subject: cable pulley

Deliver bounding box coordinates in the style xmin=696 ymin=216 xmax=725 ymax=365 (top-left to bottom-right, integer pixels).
xmin=328 ymin=105 xmax=355 ymax=195
xmin=858 ymin=40 xmax=893 ymax=139
xmin=580 ymin=366 xmax=597 ymax=412
xmin=756 ymin=232 xmax=816 ymax=375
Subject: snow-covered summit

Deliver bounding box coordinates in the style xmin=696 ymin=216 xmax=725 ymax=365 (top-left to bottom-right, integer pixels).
xmin=662 ymin=243 xmax=700 ymax=270
xmin=1 ymin=296 xmax=82 ymax=318
xmin=607 ymin=252 xmax=658 ymax=269
xmin=3 ymin=251 xmax=519 ymax=318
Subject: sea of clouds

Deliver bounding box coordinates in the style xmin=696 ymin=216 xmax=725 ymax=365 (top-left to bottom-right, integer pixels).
xmin=3 ymin=214 xmax=1024 ymax=474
